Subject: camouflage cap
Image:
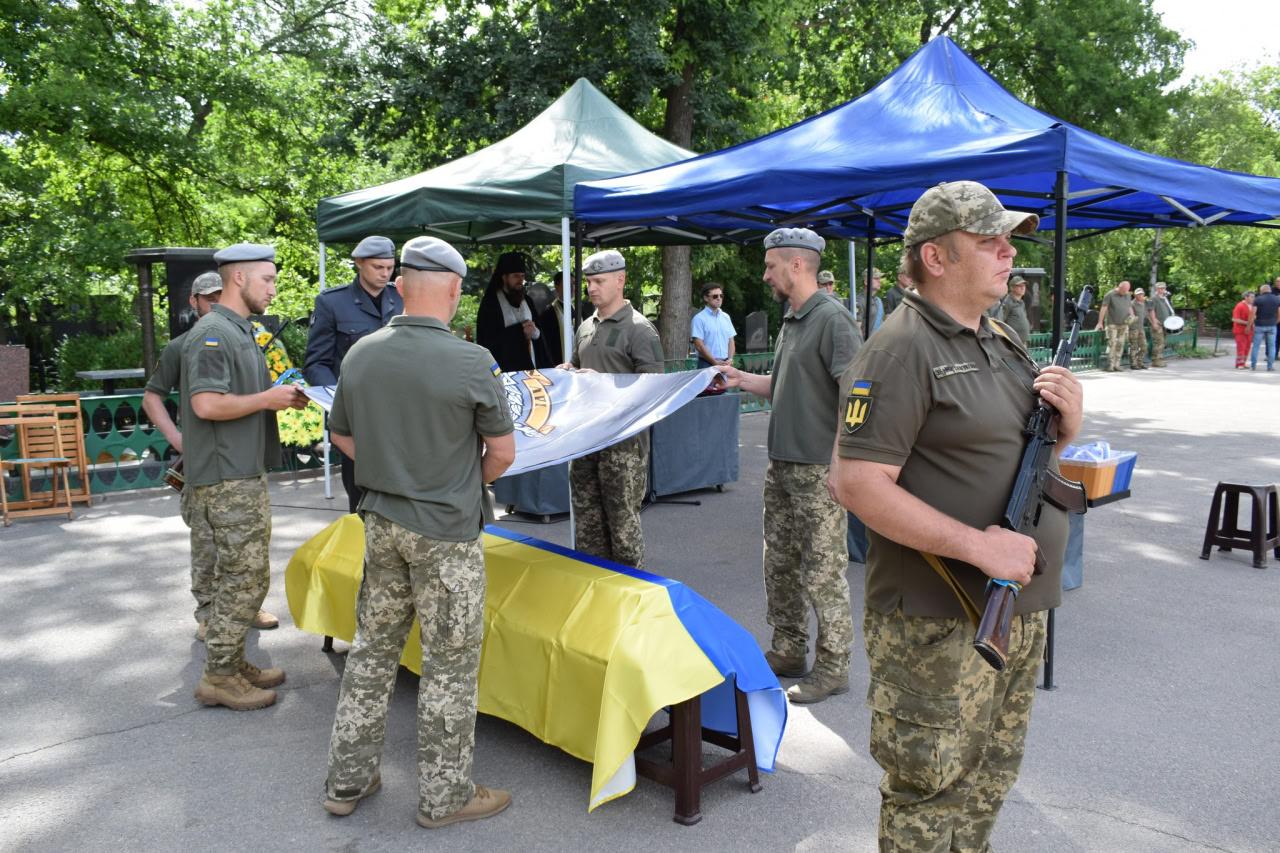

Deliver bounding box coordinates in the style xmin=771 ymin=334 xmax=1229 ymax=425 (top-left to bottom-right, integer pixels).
xmin=400 ymin=235 xmax=466 ymax=278
xmin=903 ymin=181 xmax=1038 ymax=247
xmin=191 ymin=271 xmax=223 ymax=296
xmin=1008 ymin=275 xmax=1027 ymax=288
xmin=582 ymin=249 xmax=625 ymax=275
xmin=763 ymin=227 xmax=825 ymax=255
xmin=816 ymin=270 xmax=835 ymax=285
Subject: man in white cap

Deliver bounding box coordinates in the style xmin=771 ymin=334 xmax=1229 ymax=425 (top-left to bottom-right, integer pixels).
xmin=557 ymin=249 xmax=664 ymax=570
xmin=832 ymin=181 xmax=1082 ymax=850
xmin=184 ymin=243 xmax=309 ymax=711
xmin=142 ymin=271 xmax=279 ymax=641
xmin=719 ymin=227 xmax=862 ymax=704
xmin=305 ymin=235 xmax=403 ymax=512
xmin=322 ymin=235 xmax=516 ymax=829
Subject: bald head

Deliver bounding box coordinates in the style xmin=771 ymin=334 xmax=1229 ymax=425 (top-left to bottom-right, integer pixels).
xmin=399 ymin=268 xmax=462 ymax=322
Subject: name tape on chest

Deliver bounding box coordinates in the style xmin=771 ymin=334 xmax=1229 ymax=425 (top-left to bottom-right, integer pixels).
xmin=931 ymin=361 xmax=979 ymax=379
xmin=843 ymin=380 xmax=873 ymax=434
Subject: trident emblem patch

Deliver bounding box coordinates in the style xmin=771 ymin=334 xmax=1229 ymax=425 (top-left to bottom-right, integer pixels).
xmin=843 ymin=380 xmax=873 ymax=434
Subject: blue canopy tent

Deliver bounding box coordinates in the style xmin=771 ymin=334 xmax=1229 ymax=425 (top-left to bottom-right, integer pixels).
xmin=574 ymin=36 xmax=1280 ymax=346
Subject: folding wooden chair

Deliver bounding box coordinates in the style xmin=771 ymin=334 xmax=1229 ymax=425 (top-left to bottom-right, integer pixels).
xmin=0 ymin=404 xmax=75 ymax=526
xmin=16 ymin=393 xmax=93 ymax=506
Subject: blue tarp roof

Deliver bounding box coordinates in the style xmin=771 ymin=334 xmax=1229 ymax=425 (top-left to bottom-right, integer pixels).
xmin=574 ymin=37 xmax=1280 ymax=243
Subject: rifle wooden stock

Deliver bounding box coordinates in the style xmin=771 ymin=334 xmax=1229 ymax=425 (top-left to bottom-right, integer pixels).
xmin=973 ymin=286 xmax=1093 ymax=670
xmin=163 ymin=455 xmax=185 ymax=492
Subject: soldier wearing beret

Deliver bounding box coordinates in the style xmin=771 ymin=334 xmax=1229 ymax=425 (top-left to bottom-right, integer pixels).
xmin=557 ymin=249 xmax=664 ymax=571
xmin=719 ymin=228 xmax=863 ymax=704
xmin=142 ymin=272 xmax=279 ymax=641
xmin=832 ymin=181 xmax=1083 ymax=850
xmin=304 ymin=235 xmax=403 ymax=512
xmin=323 ymin=236 xmax=516 ymax=828
xmin=999 ymin=275 xmax=1033 ymax=346
xmin=184 ymin=244 xmax=310 ymax=711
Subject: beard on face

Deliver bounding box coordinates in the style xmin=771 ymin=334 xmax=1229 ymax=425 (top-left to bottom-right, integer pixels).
xmin=503 ymin=283 xmax=525 ymax=307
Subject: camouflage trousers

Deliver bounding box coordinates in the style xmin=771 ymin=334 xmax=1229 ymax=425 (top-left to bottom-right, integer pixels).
xmin=1105 ymin=324 xmax=1129 ymax=370
xmin=178 ymin=482 xmax=216 ymax=624
xmin=1149 ymin=322 xmax=1167 ymax=365
xmin=864 ymin=605 xmax=1047 ymax=853
xmin=762 ymin=460 xmax=852 ymax=677
xmin=569 ymin=435 xmax=648 ymax=570
xmin=188 ymin=475 xmax=272 ymax=676
xmin=1127 ymin=325 xmax=1147 ymax=368
xmin=326 ymin=512 xmax=485 ymax=820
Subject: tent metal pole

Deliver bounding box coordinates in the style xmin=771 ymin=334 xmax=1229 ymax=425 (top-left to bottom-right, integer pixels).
xmin=318 ymin=240 xmax=326 ymax=291
xmin=864 ymin=223 xmax=876 ymax=339
xmin=575 ymin=220 xmax=586 ymax=324
xmin=318 ymin=238 xmax=332 ymax=501
xmin=560 ymin=217 xmax=573 ymax=364
xmin=1052 ymin=171 xmax=1068 ymax=353
xmin=847 ymin=240 xmax=856 ymax=314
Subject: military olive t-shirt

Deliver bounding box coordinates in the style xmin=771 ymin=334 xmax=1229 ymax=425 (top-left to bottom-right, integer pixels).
xmin=180 ymin=305 xmax=281 ymax=487
xmin=571 ymin=301 xmax=664 ymax=375
xmin=1151 ymin=294 xmax=1174 ymax=323
xmin=1130 ymin=300 xmax=1148 ymax=329
xmin=769 ymin=291 xmax=863 ymax=464
xmin=837 ymin=291 xmax=1067 ymax=618
xmin=146 ymin=333 xmax=186 ymax=395
xmin=329 ymin=315 xmax=514 ymax=542
xmin=1100 ymin=289 xmax=1134 ymax=326
xmin=999 ymin=294 xmax=1032 ymax=345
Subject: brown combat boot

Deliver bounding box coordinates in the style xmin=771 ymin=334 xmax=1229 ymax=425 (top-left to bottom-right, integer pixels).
xmin=252 ymin=609 xmax=280 ymax=629
xmin=786 ymin=670 xmax=849 ymax=704
xmin=239 ymin=659 xmax=286 ymax=689
xmin=194 ymin=672 xmax=276 ymax=711
xmin=763 ymin=650 xmax=809 ymax=679
xmin=324 ymin=772 xmax=382 ymax=816
xmin=416 ymin=785 xmax=511 ymax=828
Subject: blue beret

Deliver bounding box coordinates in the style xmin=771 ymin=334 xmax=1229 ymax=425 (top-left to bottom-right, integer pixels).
xmin=582 ymin=250 xmax=625 ymax=275
xmin=213 ymin=242 xmax=275 ymax=266
xmin=352 ymin=236 xmax=395 ymax=259
xmin=400 ymin=236 xmax=466 ymax=278
xmin=763 ymin=228 xmax=825 ymax=255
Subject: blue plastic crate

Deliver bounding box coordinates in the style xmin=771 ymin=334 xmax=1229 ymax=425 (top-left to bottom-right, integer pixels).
xmin=1111 ymin=451 xmax=1137 ymax=493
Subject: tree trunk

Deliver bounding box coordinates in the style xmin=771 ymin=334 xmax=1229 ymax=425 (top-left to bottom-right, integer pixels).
xmin=658 ymin=22 xmax=696 ymax=364
xmin=1149 ymin=228 xmax=1162 ymax=290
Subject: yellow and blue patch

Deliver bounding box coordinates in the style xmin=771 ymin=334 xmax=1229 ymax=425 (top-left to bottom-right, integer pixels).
xmin=843 ymin=380 xmax=873 ymax=433
xmin=204 ymin=338 xmax=219 ymax=347
xmin=491 ymin=362 xmax=502 ymax=376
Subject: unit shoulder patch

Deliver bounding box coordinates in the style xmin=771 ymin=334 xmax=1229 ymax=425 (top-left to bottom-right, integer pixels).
xmin=843 ymin=380 xmax=873 ymax=434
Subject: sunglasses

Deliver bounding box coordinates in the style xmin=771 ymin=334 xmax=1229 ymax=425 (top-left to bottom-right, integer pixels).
xmin=705 ymin=293 xmax=723 ymax=299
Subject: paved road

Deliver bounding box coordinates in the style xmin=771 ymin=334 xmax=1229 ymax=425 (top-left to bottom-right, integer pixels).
xmin=1 ymin=354 xmax=1276 ymax=852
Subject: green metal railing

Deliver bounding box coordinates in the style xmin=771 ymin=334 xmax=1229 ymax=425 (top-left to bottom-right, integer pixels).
xmin=2 ymin=392 xmax=322 ymax=499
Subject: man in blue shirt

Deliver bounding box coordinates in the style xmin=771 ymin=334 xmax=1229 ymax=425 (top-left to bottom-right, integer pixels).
xmin=691 ymin=282 xmax=737 ymax=367
xmin=1251 ymin=281 xmax=1280 ymax=371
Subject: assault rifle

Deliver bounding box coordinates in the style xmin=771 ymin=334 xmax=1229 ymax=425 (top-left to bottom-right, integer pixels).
xmin=973 ymin=286 xmax=1093 ymax=671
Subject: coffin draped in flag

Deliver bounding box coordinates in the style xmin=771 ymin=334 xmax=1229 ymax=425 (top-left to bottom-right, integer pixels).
xmin=286 ymin=517 xmax=789 ymax=810
xmin=303 ymin=366 xmax=721 ymax=475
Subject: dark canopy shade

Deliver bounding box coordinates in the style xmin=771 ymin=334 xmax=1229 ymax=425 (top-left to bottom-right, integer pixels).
xmin=574 ymin=37 xmax=1280 ymax=243
xmin=316 ymin=78 xmax=694 ymax=246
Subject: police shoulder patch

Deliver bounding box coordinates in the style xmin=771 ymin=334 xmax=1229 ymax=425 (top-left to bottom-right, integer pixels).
xmin=843 ymin=380 xmax=873 ymax=434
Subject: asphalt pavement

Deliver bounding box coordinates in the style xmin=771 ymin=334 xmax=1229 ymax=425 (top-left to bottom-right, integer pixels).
xmin=1 ymin=353 xmax=1277 ymax=852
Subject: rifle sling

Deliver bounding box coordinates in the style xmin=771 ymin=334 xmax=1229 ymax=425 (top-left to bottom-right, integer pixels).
xmin=919 ymin=551 xmax=983 ymax=629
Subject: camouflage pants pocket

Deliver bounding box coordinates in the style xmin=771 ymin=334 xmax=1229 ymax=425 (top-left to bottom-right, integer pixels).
xmin=435 ymin=561 xmax=485 ymax=651
xmin=867 ymin=677 xmax=963 ymax=796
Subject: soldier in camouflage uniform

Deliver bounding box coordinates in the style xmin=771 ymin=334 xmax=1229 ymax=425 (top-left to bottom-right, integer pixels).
xmin=182 ymin=244 xmax=309 ymax=711
xmin=558 ymin=250 xmax=664 ymax=571
xmin=834 ymin=181 xmax=1083 ymax=851
xmin=141 ymin=271 xmax=279 ymax=639
xmin=719 ymin=227 xmax=862 ymax=704
xmin=323 ymin=236 xmax=516 ymax=828
xmin=1095 ymin=280 xmax=1135 ymax=371
xmin=1128 ymin=288 xmax=1150 ymax=369
xmin=1147 ymin=282 xmax=1174 ymax=367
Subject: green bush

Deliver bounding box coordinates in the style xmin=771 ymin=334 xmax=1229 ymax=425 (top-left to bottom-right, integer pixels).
xmin=278 ymin=323 xmax=309 ymax=372
xmin=55 ymin=327 xmax=157 ymax=391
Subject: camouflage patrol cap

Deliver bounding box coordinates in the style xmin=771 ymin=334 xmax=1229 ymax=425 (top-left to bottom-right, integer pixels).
xmin=903 ymin=181 xmax=1038 ymax=247
xmin=583 ymin=250 xmax=625 ymax=275
xmin=1008 ymin=275 xmax=1027 ymax=288
xmin=191 ymin=271 xmax=223 ymax=296
xmin=817 ymin=270 xmax=835 ymax=285
xmin=763 ymin=227 xmax=825 ymax=255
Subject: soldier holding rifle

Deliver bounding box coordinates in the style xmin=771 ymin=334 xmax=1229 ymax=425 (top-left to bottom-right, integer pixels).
xmin=832 ymin=181 xmax=1083 ymax=850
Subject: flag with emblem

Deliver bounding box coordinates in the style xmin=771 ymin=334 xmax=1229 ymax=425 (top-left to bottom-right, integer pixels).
xmin=843 ymin=380 xmax=872 ymax=433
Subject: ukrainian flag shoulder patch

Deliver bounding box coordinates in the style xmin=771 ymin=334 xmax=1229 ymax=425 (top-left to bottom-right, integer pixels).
xmin=204 ymin=338 xmax=219 ymax=347
xmin=491 ymin=363 xmax=501 ymax=376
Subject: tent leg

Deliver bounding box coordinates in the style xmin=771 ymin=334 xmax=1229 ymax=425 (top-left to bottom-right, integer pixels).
xmin=1052 ymin=172 xmax=1068 ymax=352
xmin=561 ymin=218 xmax=573 ymax=364
xmin=864 ymin=224 xmax=876 ymax=339
xmin=847 ymin=240 xmax=856 ymax=315
xmin=319 ymin=240 xmax=326 ymax=291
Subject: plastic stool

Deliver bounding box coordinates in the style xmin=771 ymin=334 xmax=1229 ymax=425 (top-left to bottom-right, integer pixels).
xmin=1200 ymin=482 xmax=1280 ymax=569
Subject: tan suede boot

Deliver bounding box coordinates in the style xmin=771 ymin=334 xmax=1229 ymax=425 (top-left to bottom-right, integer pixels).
xmin=324 ymin=773 xmax=382 ymax=816
xmin=252 ymin=609 xmax=280 ymax=629
xmin=194 ymin=672 xmax=277 ymax=711
xmin=416 ymin=786 xmax=511 ymax=828
xmin=785 ymin=670 xmax=849 ymax=704
xmin=239 ymin=659 xmax=285 ymax=689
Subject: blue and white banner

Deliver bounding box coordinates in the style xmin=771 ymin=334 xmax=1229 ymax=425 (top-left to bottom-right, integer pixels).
xmin=303 ymin=367 xmax=722 ymax=477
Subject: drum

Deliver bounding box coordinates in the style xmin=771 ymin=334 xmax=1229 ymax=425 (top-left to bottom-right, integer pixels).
xmin=1163 ymin=315 xmax=1185 ymax=333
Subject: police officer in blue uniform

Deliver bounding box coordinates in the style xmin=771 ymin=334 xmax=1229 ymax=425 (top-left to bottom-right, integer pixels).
xmin=304 ymin=235 xmax=404 ymax=512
